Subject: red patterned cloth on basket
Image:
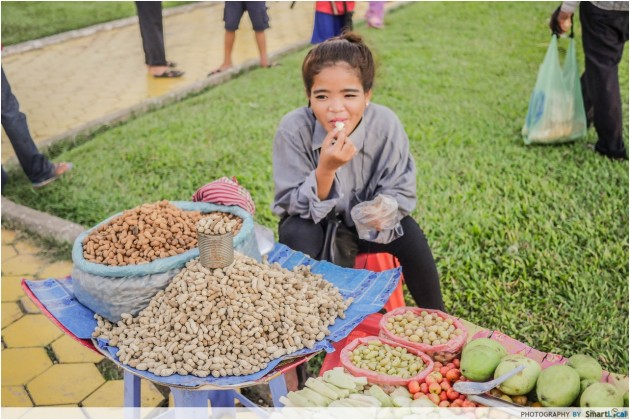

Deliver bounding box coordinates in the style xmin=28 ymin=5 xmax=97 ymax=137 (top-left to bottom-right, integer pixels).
xmin=192 ymin=177 xmax=255 ymax=216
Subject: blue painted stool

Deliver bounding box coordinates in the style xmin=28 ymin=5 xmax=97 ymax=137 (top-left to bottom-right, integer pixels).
xmin=123 ymin=369 xmax=288 ymax=417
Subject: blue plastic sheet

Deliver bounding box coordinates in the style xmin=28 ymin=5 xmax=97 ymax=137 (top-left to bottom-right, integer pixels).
xmin=25 ymin=243 xmax=401 ymax=388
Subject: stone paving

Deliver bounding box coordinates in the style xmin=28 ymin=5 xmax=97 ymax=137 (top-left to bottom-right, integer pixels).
xmin=1 ymin=228 xmax=165 ymax=408
xmin=0 ymin=0 xmax=393 ymax=411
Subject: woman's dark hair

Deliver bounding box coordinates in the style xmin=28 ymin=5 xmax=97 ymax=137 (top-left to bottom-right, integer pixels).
xmin=302 ymin=32 xmax=375 ymax=95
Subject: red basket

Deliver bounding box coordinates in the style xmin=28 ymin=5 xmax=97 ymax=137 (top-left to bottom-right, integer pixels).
xmin=340 ymin=335 xmax=434 ymax=386
xmin=379 ymin=307 xmax=468 ymax=363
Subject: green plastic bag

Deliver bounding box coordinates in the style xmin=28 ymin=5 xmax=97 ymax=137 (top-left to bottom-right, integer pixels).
xmin=522 ymin=35 xmax=587 ymax=144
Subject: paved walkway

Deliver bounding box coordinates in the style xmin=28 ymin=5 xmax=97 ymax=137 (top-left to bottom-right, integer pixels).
xmin=0 ymin=0 xmax=385 ymax=411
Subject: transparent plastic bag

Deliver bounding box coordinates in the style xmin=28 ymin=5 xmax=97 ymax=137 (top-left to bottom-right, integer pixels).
xmin=350 ymin=194 xmax=403 ymax=244
xmin=522 ymin=35 xmax=587 ymax=144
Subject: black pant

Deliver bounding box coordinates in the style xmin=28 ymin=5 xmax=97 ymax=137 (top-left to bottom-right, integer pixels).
xmin=580 ymin=2 xmax=629 ymax=159
xmin=1 ymin=67 xmax=54 ymax=191
xmin=135 ymin=2 xmax=167 ymax=66
xmin=278 ymin=215 xmax=445 ymax=311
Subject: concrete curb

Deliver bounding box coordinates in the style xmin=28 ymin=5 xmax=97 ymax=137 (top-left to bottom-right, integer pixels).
xmin=1 ymin=197 xmax=85 ymax=245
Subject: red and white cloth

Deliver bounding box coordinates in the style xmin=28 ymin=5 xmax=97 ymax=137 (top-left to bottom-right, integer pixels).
xmin=192 ymin=177 xmax=256 ymax=216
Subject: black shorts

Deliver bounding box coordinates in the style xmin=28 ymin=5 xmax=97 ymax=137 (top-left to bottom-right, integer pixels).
xmin=224 ymin=1 xmax=270 ymax=31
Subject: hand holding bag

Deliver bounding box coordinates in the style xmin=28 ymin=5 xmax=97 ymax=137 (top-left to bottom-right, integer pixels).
xmin=522 ymin=26 xmax=587 ymax=145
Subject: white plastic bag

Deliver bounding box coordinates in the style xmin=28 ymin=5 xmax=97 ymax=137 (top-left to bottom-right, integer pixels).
xmin=522 ymin=35 xmax=587 ymax=144
xmin=350 ymin=194 xmax=403 ymax=244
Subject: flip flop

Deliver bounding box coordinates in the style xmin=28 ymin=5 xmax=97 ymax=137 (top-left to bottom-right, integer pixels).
xmin=207 ymin=67 xmax=232 ymax=77
xmin=166 ymin=61 xmax=177 ymax=68
xmin=264 ymin=62 xmax=280 ymax=68
xmin=32 ymin=162 xmax=73 ymax=189
xmin=153 ymin=69 xmax=184 ymax=78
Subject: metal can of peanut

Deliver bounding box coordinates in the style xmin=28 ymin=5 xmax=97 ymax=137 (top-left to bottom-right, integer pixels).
xmin=198 ymin=231 xmax=234 ymax=268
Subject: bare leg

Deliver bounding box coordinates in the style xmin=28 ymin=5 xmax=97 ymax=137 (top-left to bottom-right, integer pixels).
xmin=254 ymin=31 xmax=269 ymax=67
xmin=221 ymin=30 xmax=236 ymax=70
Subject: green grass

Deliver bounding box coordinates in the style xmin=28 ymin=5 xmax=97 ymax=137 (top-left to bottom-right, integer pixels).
xmin=3 ymin=2 xmax=628 ymax=374
xmin=1 ymin=1 xmax=192 ymax=46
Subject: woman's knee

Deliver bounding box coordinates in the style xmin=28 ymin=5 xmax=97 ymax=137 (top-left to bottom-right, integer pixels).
xmin=278 ymin=216 xmax=324 ymax=257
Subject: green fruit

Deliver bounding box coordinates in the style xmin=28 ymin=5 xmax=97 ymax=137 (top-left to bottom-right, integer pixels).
xmin=536 ymin=365 xmax=581 ymax=407
xmin=460 ymin=345 xmax=502 ymax=382
xmin=495 ymin=354 xmax=541 ymax=396
xmin=567 ymin=354 xmax=603 ymax=381
xmin=463 ymin=338 xmax=507 ymax=358
xmin=581 ymin=379 xmax=598 ymax=394
xmin=580 ymin=382 xmax=623 ymax=407
xmin=575 ymin=379 xmax=599 ymax=406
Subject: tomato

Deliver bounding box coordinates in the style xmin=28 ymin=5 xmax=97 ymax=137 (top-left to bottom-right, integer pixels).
xmin=446 ymin=368 xmax=461 ymax=382
xmin=408 ymin=380 xmax=420 ymax=395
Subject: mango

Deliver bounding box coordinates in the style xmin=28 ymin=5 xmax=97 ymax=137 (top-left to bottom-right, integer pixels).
xmin=580 ymin=379 xmax=598 ymax=395
xmin=495 ymin=354 xmax=541 ymax=396
xmin=460 ymin=345 xmax=502 ymax=382
xmin=536 ymin=365 xmax=580 ymax=407
xmin=567 ymin=354 xmax=602 ymax=381
xmin=580 ymin=382 xmax=623 ymax=407
xmin=463 ymin=338 xmax=507 ymax=358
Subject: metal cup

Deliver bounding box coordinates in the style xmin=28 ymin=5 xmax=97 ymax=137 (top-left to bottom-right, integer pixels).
xmin=197 ymin=231 xmax=234 ymax=268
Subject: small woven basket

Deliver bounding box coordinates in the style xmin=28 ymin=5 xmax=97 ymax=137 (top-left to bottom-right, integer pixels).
xmin=198 ymin=232 xmax=234 ymax=268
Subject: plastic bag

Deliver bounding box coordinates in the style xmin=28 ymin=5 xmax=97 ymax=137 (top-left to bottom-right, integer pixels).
xmin=522 ymin=35 xmax=587 ymax=144
xmin=350 ymin=194 xmax=403 ymax=244
xmin=340 ymin=335 xmax=434 ymax=386
xmin=72 ymin=201 xmax=260 ymax=321
xmin=379 ymin=307 xmax=468 ymax=363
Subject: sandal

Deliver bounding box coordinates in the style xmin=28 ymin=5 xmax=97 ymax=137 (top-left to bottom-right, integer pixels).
xmin=207 ymin=66 xmax=233 ymax=77
xmin=32 ymin=162 xmax=73 ymax=189
xmin=153 ymin=69 xmax=184 ymax=78
xmin=263 ymin=62 xmax=280 ymax=69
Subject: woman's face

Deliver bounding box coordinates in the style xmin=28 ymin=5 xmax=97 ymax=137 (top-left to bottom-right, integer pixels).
xmin=308 ymin=63 xmax=372 ymax=136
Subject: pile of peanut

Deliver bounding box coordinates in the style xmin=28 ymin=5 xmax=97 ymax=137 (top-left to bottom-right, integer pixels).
xmin=385 ymin=310 xmax=464 ymax=346
xmin=196 ymin=212 xmax=243 ymax=236
xmin=93 ymin=253 xmax=352 ymax=378
xmin=82 ymin=201 xmax=206 ymax=266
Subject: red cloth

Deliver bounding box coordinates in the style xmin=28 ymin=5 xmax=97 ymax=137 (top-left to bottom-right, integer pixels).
xmin=192 ymin=177 xmax=256 ymax=216
xmin=315 ymin=1 xmax=355 ymax=15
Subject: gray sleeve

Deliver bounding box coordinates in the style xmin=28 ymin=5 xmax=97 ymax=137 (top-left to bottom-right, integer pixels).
xmin=371 ymin=115 xmax=417 ymax=242
xmin=272 ymin=126 xmax=341 ymax=224
xmin=560 ymin=1 xmax=579 ymax=13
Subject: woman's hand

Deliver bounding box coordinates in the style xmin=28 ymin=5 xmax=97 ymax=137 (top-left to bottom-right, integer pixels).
xmin=318 ymin=127 xmax=357 ymax=173
xmin=315 ymin=128 xmax=357 ymax=200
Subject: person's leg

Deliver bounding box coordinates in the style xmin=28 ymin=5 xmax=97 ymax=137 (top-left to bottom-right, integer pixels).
xmin=1 ymin=68 xmax=55 ymax=184
xmin=209 ymin=2 xmax=244 ymax=74
xmin=366 ymin=2 xmax=385 ymax=28
xmin=579 ymin=2 xmax=628 ymax=159
xmin=278 ymin=215 xmax=326 ymax=260
xmin=245 ymin=2 xmax=271 ymax=67
xmin=2 ymin=166 xmax=7 ymax=194
xmin=135 ymin=2 xmax=169 ymax=72
xmin=221 ymin=31 xmax=237 ymax=69
xmin=254 ymin=31 xmax=269 ymax=67
xmin=359 ymin=216 xmax=444 ymax=310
